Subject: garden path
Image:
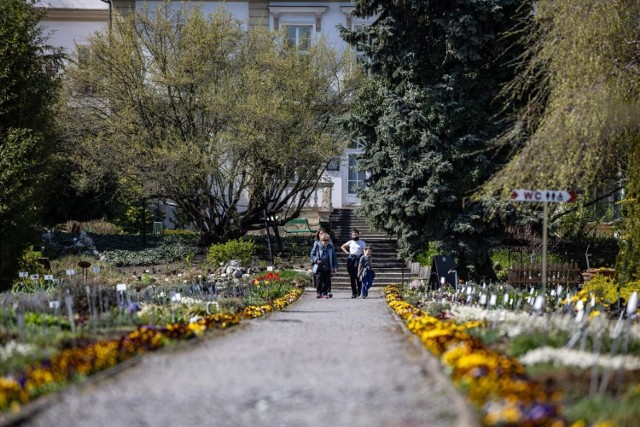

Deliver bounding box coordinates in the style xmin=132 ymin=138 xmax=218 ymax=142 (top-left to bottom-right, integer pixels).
xmin=24 ymin=289 xmax=477 ymax=427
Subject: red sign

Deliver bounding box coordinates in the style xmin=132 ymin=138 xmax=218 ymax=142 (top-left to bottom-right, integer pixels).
xmin=511 ymin=189 xmax=577 ymax=203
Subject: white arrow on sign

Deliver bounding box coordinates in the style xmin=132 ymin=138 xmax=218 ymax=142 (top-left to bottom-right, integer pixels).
xmin=511 ymin=189 xmax=577 ymax=203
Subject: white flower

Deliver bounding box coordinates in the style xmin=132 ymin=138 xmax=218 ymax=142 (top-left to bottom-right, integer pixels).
xmin=520 ymin=346 xmax=640 ymax=370
xmin=0 ymin=340 xmax=37 ymax=362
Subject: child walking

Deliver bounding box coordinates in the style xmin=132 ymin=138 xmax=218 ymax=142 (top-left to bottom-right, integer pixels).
xmin=357 ymin=246 xmax=374 ymax=298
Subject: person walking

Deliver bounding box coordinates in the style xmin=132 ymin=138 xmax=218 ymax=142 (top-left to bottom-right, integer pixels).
xmin=357 ymin=246 xmax=375 ymax=298
xmin=311 ymin=233 xmax=338 ymax=299
xmin=311 ymin=228 xmax=333 ymax=297
xmin=341 ymin=229 xmax=366 ymax=298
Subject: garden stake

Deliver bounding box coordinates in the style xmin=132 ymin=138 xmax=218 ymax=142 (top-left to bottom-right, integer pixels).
xmin=580 ymin=304 xmax=592 ymax=352
xmin=613 ymin=292 xmax=638 ymax=395
xmin=515 ymin=297 xmax=522 ymax=311
xmin=566 ymin=302 xmax=586 ymax=349
xmin=614 ymin=318 xmax=633 ymax=395
xmin=96 ymin=284 xmax=102 ymax=320
xmin=598 ymin=311 xmax=626 ymax=393
xmin=589 ymin=319 xmax=604 ymax=396
xmin=16 ymin=310 xmax=24 ymax=338
xmin=65 ymin=293 xmax=76 ymax=334
xmin=85 ymin=285 xmax=93 ymax=319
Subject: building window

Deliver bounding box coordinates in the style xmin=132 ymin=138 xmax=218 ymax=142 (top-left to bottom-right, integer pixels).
xmin=348 ymin=154 xmax=366 ymax=194
xmin=326 ymin=157 xmax=340 ymax=171
xmin=284 ymin=25 xmax=313 ymax=50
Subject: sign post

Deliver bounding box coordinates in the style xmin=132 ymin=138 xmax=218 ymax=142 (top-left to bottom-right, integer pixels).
xmin=511 ymin=190 xmax=577 ymax=304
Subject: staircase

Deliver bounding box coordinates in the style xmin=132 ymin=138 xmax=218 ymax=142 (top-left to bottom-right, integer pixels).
xmin=328 ymin=208 xmax=407 ymax=288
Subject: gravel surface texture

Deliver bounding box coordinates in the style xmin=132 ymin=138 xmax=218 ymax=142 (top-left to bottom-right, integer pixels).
xmin=24 ymin=288 xmax=477 ymax=427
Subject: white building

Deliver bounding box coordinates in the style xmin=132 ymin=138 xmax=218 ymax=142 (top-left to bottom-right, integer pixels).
xmin=36 ymin=0 xmax=373 ymax=215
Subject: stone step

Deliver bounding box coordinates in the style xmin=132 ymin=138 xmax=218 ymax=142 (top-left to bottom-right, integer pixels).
xmin=326 ymin=208 xmax=403 ymax=288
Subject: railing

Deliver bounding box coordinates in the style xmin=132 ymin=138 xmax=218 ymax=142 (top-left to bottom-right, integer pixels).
xmin=508 ymin=263 xmax=581 ymax=287
xmin=304 ymin=181 xmax=333 ymax=213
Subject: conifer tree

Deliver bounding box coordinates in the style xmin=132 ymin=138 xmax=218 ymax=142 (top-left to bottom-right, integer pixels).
xmin=341 ymin=0 xmax=532 ymax=277
xmin=0 ymin=0 xmax=62 ymax=288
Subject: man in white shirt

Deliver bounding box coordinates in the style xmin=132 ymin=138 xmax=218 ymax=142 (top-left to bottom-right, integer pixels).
xmin=341 ymin=229 xmax=366 ymax=298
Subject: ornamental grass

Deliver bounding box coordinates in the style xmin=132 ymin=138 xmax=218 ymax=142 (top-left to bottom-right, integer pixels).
xmin=384 ymin=284 xmax=568 ymax=426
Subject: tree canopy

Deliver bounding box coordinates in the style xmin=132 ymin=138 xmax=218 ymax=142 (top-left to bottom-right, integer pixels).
xmin=0 ymin=0 xmax=62 ymax=288
xmin=484 ymin=0 xmax=640 ymax=280
xmin=341 ymin=0 xmax=533 ymax=277
xmin=61 ymin=2 xmax=357 ymax=244
xmin=485 ymin=0 xmax=640 ymax=194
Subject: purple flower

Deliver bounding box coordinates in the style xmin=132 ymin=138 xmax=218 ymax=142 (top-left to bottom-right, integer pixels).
xmin=526 ymin=403 xmax=557 ymax=421
xmin=127 ymin=303 xmax=141 ymax=314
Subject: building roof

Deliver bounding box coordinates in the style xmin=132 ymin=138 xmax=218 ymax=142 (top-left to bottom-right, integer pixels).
xmin=35 ymin=0 xmax=108 ymax=10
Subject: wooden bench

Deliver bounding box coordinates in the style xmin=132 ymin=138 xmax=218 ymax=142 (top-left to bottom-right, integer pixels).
xmin=284 ymin=218 xmax=314 ymax=234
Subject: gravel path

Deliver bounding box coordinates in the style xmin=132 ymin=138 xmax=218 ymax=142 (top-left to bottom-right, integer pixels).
xmin=24 ymin=289 xmax=477 ymax=427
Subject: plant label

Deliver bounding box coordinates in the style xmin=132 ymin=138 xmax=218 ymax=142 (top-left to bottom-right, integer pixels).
xmin=479 ymin=294 xmax=487 ymax=305
xmin=66 ymin=269 xmax=75 ymax=276
xmin=533 ymin=295 xmax=545 ymax=311
xmin=44 ymin=275 xmax=54 ymax=281
xmin=489 ymin=294 xmax=497 ymax=306
xmin=171 ymin=293 xmax=182 ymax=302
xmin=267 ymin=266 xmax=274 ymax=272
xmin=116 ymin=283 xmax=127 ymax=291
xmin=30 ymin=274 xmax=39 ymax=281
xmin=92 ymin=266 xmax=101 ymax=273
xmin=49 ymin=301 xmax=60 ymax=309
xmin=627 ymin=292 xmax=638 ymax=315
xmin=19 ymin=272 xmax=28 ymax=278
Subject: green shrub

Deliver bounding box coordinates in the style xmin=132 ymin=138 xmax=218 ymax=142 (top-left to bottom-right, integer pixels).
xmin=163 ymin=228 xmax=197 ymax=236
xmin=112 ymin=205 xmax=155 ymax=234
xmin=207 ymin=238 xmax=255 ymax=267
xmin=78 ymin=220 xmax=122 ymax=235
xmin=18 ymin=246 xmax=47 ymax=276
xmin=415 ymin=242 xmax=441 ymax=266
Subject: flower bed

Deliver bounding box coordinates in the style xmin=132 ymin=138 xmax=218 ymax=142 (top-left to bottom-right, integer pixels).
xmin=384 ymin=285 xmax=568 ymax=426
xmin=0 ymin=277 xmax=302 ymax=416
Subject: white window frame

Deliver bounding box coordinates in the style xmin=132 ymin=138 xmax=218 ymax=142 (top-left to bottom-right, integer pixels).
xmin=347 ymin=153 xmax=367 ymax=195
xmin=283 ymin=24 xmax=314 ymax=50
xmin=269 ymin=6 xmax=328 ymax=49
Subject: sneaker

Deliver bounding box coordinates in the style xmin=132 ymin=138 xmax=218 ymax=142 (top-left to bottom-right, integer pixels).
xmin=362 ymin=295 xmax=367 ymax=299
xmin=317 ymin=293 xmax=322 ymax=298
xmin=328 ymin=293 xmax=333 ymax=298
xmin=351 ymin=294 xmax=357 ymax=298
xmin=323 ymin=295 xmax=329 ymax=299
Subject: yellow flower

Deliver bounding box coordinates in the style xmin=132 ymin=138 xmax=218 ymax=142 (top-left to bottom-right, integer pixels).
xmin=187 ymin=323 xmax=205 ymax=336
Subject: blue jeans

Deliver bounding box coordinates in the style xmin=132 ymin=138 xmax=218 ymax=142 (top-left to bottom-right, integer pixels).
xmin=361 ymin=270 xmax=374 ymax=297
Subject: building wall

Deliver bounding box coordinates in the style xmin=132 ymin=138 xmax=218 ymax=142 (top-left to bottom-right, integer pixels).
xmin=135 ymin=1 xmax=250 ymax=29
xmin=36 ymin=0 xmax=373 ymax=209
